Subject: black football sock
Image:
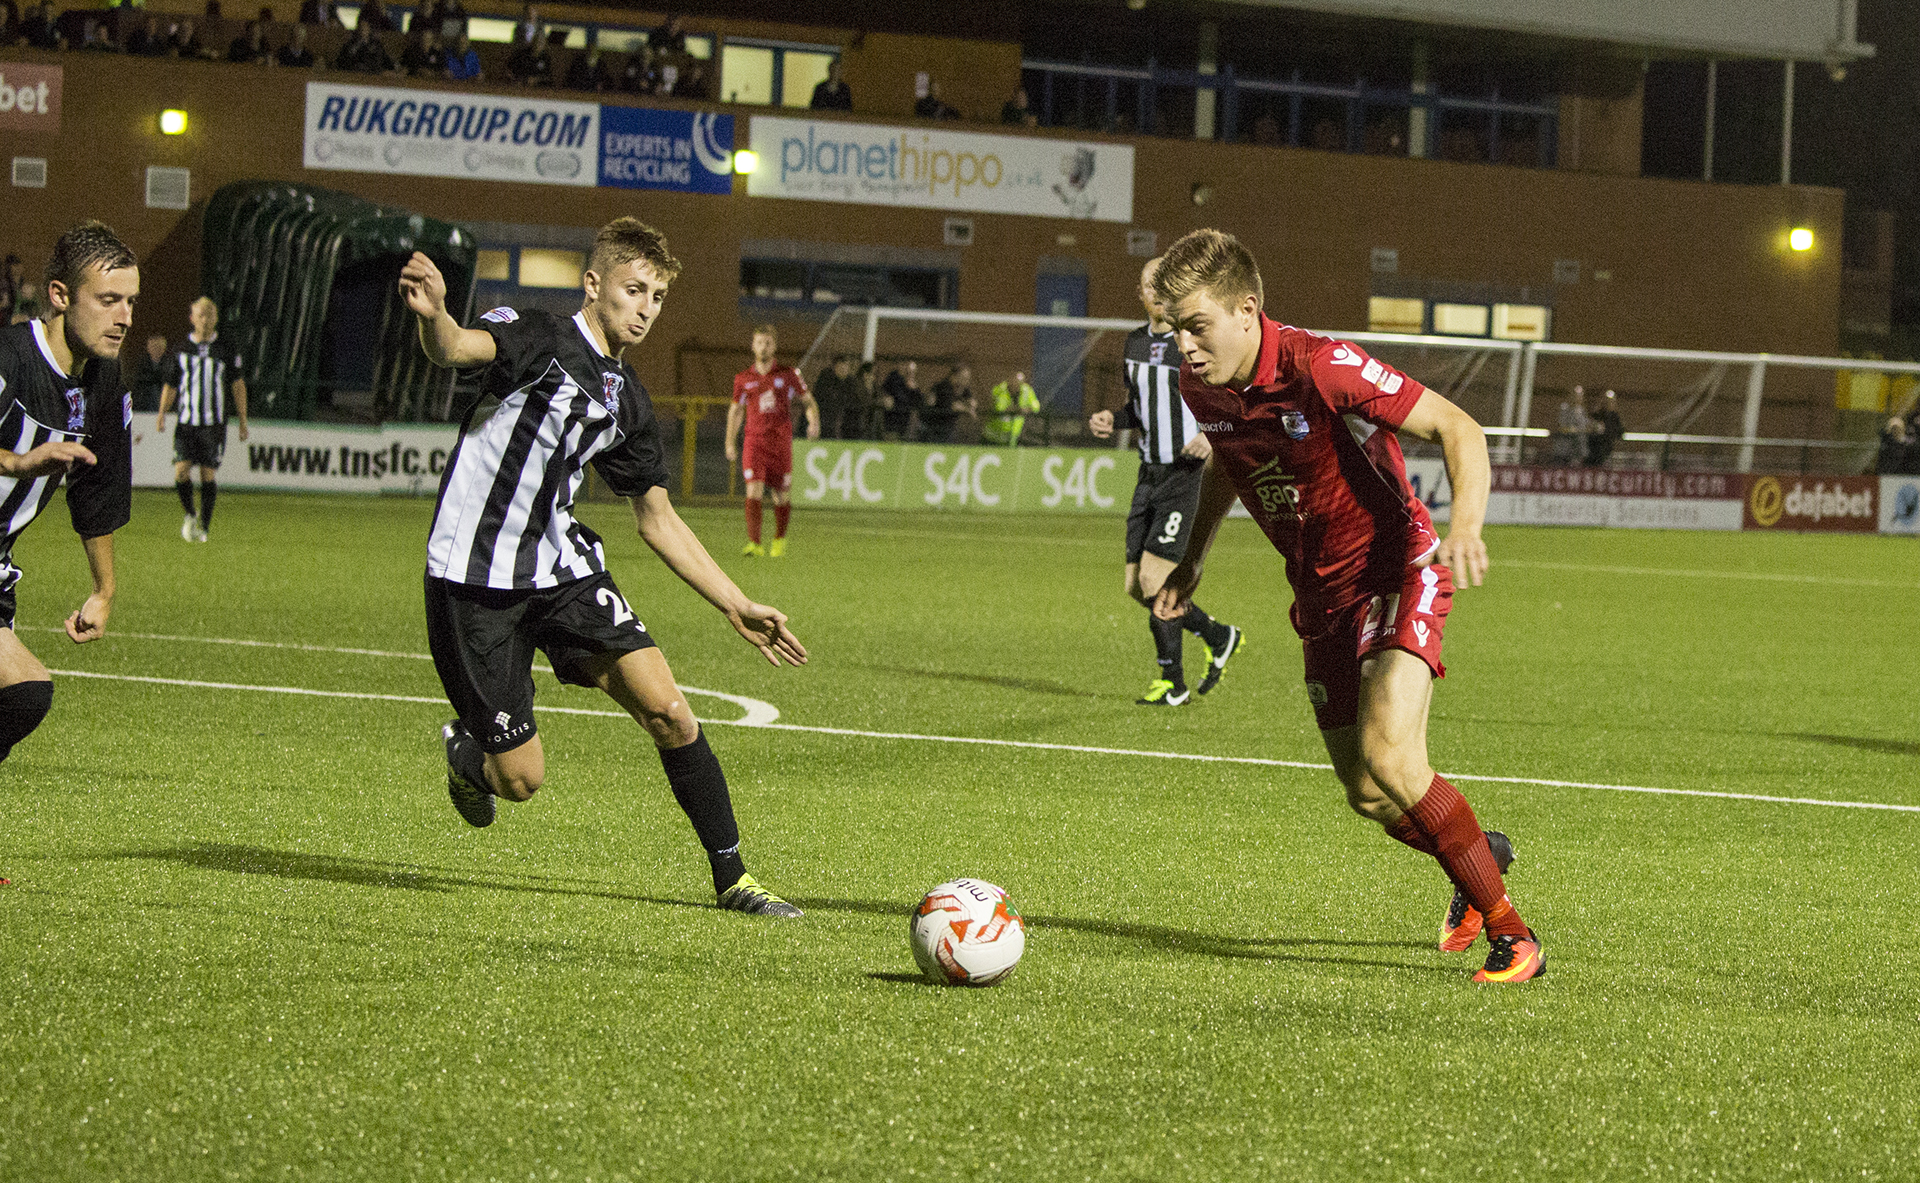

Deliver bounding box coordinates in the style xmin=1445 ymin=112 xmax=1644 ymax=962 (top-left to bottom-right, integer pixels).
xmin=175 ymin=479 xmax=195 ymax=516
xmin=1180 ymin=603 xmax=1232 ymax=650
xmin=1149 ymin=615 xmax=1185 ymax=687
xmin=199 ymin=480 xmax=217 ymax=529
xmin=0 ymin=680 xmax=53 ymax=762
xmin=657 ymin=728 xmax=747 ymax=894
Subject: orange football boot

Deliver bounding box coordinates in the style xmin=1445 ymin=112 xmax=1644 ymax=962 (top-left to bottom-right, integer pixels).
xmin=1473 ymin=929 xmax=1545 ymax=983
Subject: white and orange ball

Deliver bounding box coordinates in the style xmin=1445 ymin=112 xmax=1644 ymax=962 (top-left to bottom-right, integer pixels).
xmin=910 ymin=878 xmax=1026 ymax=986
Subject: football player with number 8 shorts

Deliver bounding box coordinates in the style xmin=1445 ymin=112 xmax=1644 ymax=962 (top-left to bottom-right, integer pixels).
xmin=400 ymin=218 xmax=809 ymax=918
xmin=1152 ymin=229 xmax=1541 ymax=983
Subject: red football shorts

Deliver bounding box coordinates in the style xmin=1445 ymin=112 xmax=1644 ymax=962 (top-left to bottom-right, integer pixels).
xmin=741 ymin=437 xmax=792 ymax=491
xmin=1300 ymin=562 xmax=1452 ymax=730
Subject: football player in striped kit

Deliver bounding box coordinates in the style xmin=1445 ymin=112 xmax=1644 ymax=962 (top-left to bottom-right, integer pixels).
xmin=399 ymin=217 xmax=808 ymax=917
xmin=0 ymin=222 xmax=136 ymax=768
xmin=156 ymin=297 xmax=249 ymax=542
xmin=1088 ymin=257 xmax=1242 ymax=706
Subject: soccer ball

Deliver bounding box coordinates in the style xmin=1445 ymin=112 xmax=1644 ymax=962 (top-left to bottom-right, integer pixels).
xmin=910 ymin=879 xmax=1026 ymax=986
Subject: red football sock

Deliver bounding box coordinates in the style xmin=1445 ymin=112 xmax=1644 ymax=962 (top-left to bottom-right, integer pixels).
xmin=1384 ymin=813 xmax=1437 ymax=856
xmin=1407 ymin=774 xmax=1528 ymax=938
xmin=773 ymin=503 xmax=791 ymax=538
xmin=744 ymin=497 xmax=762 ymax=544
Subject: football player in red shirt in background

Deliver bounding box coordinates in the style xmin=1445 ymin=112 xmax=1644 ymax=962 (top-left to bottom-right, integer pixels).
xmin=1151 ymin=229 xmax=1542 ymax=984
xmin=725 ymin=324 xmax=821 ymax=558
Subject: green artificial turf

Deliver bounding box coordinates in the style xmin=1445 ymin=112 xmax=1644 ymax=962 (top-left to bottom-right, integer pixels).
xmin=3 ymin=490 xmax=1917 ymax=1181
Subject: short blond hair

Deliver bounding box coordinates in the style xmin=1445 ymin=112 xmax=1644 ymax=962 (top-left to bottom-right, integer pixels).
xmin=1153 ymin=229 xmax=1262 ymax=311
xmin=588 ymin=216 xmax=681 ymax=283
xmin=752 ymin=324 xmax=777 ymax=341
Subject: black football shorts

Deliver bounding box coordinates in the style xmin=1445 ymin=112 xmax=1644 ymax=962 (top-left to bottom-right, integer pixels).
xmin=173 ymin=424 xmax=228 ymax=468
xmin=1124 ymin=458 xmax=1205 ymax=564
xmin=424 ymin=570 xmax=658 ymax=753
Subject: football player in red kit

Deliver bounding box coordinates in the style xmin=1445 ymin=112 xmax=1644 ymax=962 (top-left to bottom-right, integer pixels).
xmin=1151 ymin=229 xmax=1542 ymax=984
xmin=725 ymin=325 xmax=820 ymax=558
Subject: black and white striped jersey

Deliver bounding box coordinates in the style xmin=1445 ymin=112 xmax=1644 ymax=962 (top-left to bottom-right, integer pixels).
xmin=427 ymin=308 xmax=671 ymax=590
xmin=1122 ymin=325 xmax=1198 ymax=464
xmin=164 ymin=334 xmax=244 ymax=426
xmin=0 ymin=320 xmax=134 ymax=593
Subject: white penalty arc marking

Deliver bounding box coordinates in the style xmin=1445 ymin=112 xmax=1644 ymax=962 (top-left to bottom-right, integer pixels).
xmin=45 ymin=667 xmax=1920 ymax=816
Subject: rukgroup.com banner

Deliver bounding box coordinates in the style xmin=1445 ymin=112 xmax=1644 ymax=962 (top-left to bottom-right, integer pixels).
xmin=302 ymin=81 xmax=733 ymax=193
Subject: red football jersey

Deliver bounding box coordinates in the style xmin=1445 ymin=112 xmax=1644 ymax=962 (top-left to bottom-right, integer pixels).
xmin=1179 ymin=315 xmax=1439 ymax=638
xmin=733 ymin=364 xmax=808 ymax=442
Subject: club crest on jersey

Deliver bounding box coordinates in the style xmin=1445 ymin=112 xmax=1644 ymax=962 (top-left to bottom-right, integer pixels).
xmin=598 ymin=373 xmax=624 ymax=416
xmin=1149 ymin=341 xmax=1168 ymax=365
xmin=65 ymin=389 xmax=85 ymax=431
xmin=1280 ymin=411 xmax=1310 ymax=439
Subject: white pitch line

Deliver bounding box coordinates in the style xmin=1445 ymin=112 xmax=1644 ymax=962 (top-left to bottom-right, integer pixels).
xmin=46 ymin=667 xmax=1920 ymax=816
xmin=1498 ymin=558 xmax=1918 ymax=590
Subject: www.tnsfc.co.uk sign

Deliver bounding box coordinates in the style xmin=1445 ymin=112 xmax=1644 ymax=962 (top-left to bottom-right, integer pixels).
xmin=302 ymin=81 xmax=732 ymax=193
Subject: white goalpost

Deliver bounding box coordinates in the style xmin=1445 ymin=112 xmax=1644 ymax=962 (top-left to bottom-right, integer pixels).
xmin=791 ymin=304 xmax=1920 ymax=475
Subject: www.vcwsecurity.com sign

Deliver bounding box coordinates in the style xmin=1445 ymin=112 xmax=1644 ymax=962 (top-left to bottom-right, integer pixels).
xmin=303 ymin=81 xmax=733 ymax=193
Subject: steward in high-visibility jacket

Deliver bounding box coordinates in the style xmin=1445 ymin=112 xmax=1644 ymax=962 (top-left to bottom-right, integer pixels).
xmin=984 ymin=374 xmax=1041 ymax=446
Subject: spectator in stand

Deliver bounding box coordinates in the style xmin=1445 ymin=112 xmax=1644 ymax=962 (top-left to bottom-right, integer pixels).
xmin=1547 ymin=384 xmax=1589 ymax=466
xmin=512 ymin=2 xmax=538 ymax=43
xmin=0 ymin=0 xmax=18 ymax=48
xmin=20 ymin=1 xmax=64 ymax=49
xmin=1001 ymin=87 xmax=1037 ymax=127
xmin=81 ymin=17 xmax=123 ymax=51
xmin=507 ymin=27 xmax=554 ymax=86
xmin=848 ymin=361 xmax=879 ymax=439
xmin=401 ymin=27 xmax=445 ymax=76
xmin=618 ymin=46 xmax=653 ymax=93
xmin=205 ymin=0 xmax=223 ymax=20
xmin=443 ymin=30 xmax=479 ymax=79
xmin=356 ymin=0 xmax=397 ymax=32
xmin=436 ymin=0 xmax=468 ymax=40
xmin=916 ymin=78 xmax=960 ymax=121
xmin=564 ymin=45 xmax=610 ymax=92
xmin=9 ymin=279 xmax=44 ymax=326
xmin=129 ymin=334 xmax=171 ymax=413
xmin=648 ymin=13 xmax=685 ymax=56
xmin=810 ymin=354 xmax=858 ymax=439
xmin=1585 ymin=388 xmax=1624 ymax=467
xmin=923 ymin=364 xmax=976 ymax=443
xmin=127 ymin=14 xmax=167 ymax=54
xmin=276 ymin=21 xmax=316 ymax=66
xmin=334 ymin=20 xmax=396 ymax=72
xmin=0 ymin=255 xmax=22 ymax=324
xmin=677 ymin=61 xmax=711 ymax=100
xmin=810 ymin=58 xmax=852 ymax=111
xmin=169 ymin=18 xmax=214 ymax=59
xmin=297 ymin=0 xmax=341 ymax=27
xmin=228 ymin=18 xmax=270 ymax=62
xmin=880 ymin=360 xmax=922 ymax=440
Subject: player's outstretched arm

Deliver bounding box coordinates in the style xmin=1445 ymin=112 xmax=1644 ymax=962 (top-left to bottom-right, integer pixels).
xmin=630 ymin=487 xmax=808 ymax=667
xmin=1399 ymin=389 xmax=1490 ymax=587
xmin=65 ymin=533 xmax=114 ymax=643
xmin=0 ymin=440 xmax=97 ymax=481
xmin=398 ymin=252 xmax=496 ymax=368
xmin=1153 ymin=454 xmax=1238 ymax=620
